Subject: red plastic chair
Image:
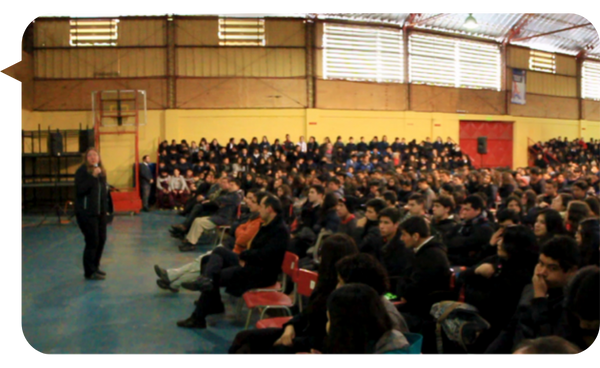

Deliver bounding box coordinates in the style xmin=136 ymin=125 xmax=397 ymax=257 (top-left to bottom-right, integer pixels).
xmin=255 ymin=269 xmax=319 ymax=329
xmin=242 ymin=251 xmax=299 ymax=329
xmin=450 ymin=266 xmax=467 ymax=302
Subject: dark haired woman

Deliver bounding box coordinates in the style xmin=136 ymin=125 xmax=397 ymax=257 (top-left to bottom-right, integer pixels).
xmin=248 ymin=137 xmax=259 ymax=154
xmin=271 ymin=138 xmax=283 ymax=154
xmin=276 ymin=184 xmax=294 ymax=226
xmin=323 ymin=284 xmax=409 ymax=354
xmin=237 ymin=138 xmax=248 ymax=152
xmin=229 ymin=234 xmax=359 ymax=354
xmin=534 ymin=208 xmax=566 ymax=246
xmin=75 ymin=147 xmax=110 ymax=280
xmin=313 ymin=193 xmax=341 ymax=235
xmin=458 ymin=225 xmax=538 ymax=351
xmin=576 ymin=218 xmax=599 ymax=267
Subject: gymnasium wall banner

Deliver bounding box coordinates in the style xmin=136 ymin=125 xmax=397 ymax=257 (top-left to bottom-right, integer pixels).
xmin=511 ymin=69 xmax=526 ymax=105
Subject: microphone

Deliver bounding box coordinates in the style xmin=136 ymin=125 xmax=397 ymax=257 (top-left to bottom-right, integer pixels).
xmin=94 ymin=164 xmax=98 ymax=168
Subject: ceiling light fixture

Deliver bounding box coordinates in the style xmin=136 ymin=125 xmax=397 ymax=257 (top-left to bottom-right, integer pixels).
xmin=464 ymin=13 xmax=478 ymax=29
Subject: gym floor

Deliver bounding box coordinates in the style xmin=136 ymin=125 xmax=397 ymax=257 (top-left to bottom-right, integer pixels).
xmin=22 ymin=211 xmax=251 ymax=354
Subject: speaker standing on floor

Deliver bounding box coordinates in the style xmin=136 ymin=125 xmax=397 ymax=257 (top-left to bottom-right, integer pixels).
xmin=48 ymin=132 xmax=63 ymax=156
xmin=79 ymin=129 xmax=95 ymax=153
xmin=477 ymin=137 xmax=488 ymax=154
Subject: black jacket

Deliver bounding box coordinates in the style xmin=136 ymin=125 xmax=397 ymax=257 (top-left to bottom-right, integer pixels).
xmin=445 ymin=214 xmax=494 ymax=267
xmin=75 ymin=164 xmax=109 ymax=217
xmin=230 ymin=215 xmax=290 ymax=296
xmin=485 ymin=285 xmax=567 ymax=354
xmin=459 ymin=255 xmax=535 ymax=335
xmin=351 ymin=219 xmax=383 ymax=260
xmin=139 ymin=162 xmax=153 ymax=184
xmin=381 ymin=231 xmax=415 ymax=295
xmin=431 ymin=217 xmax=458 ymax=244
xmin=397 ymin=239 xmax=451 ymax=317
xmin=209 ymin=190 xmax=243 ymax=226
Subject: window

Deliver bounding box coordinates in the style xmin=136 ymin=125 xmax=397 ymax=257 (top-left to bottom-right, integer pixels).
xmin=409 ymin=33 xmax=500 ymax=91
xmin=583 ymin=60 xmax=600 ymax=100
xmin=529 ymin=50 xmax=556 ymax=74
xmin=323 ymin=23 xmax=403 ymax=83
xmin=218 ymin=18 xmax=265 ymax=46
xmin=70 ymin=19 xmax=119 ymax=47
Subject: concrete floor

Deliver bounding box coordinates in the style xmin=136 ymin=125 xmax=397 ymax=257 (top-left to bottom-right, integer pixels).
xmin=22 ymin=211 xmax=250 ymax=354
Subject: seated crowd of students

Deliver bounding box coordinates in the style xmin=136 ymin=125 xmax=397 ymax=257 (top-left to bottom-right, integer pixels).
xmin=149 ymin=135 xmax=599 ymax=354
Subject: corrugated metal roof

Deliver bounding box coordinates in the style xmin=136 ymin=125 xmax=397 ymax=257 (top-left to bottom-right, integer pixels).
xmin=57 ymin=13 xmax=600 ymax=59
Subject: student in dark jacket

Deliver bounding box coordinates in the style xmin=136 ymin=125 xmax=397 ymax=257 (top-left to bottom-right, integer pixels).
xmin=356 ymin=137 xmax=368 ymax=153
xmin=351 ymin=198 xmax=387 ymax=261
xmin=397 ymin=216 xmax=451 ymax=321
xmin=288 ymin=185 xmax=324 ymax=258
xmin=75 ymin=148 xmax=110 ymax=280
xmin=177 ymin=195 xmax=290 ymax=329
xmin=228 ymin=234 xmax=359 ymax=353
xmin=337 ymin=195 xmax=358 ymax=237
xmin=378 ymin=207 xmax=415 ymax=295
xmin=485 ymin=236 xmax=580 ymax=353
xmin=458 ymin=225 xmax=539 ymax=352
xmin=430 ymin=195 xmax=458 ymax=244
xmin=445 ymin=195 xmax=494 ymax=267
xmin=312 ymin=193 xmax=341 ymax=236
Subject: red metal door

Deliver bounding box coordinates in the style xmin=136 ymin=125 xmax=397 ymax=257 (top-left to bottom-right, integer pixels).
xmin=459 ymin=121 xmax=513 ymax=169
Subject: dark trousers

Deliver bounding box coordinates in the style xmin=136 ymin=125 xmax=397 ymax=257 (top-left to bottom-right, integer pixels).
xmin=76 ymin=213 xmax=107 ymax=277
xmin=192 ymin=247 xmax=240 ymax=319
xmin=141 ymin=182 xmax=151 ymax=209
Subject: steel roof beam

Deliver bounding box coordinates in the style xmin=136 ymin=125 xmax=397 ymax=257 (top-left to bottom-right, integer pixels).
xmin=502 ymin=13 xmax=535 ymax=46
xmin=512 ymin=22 xmax=593 ymax=42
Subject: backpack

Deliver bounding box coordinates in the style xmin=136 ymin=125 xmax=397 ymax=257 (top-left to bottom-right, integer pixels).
xmin=430 ymin=301 xmax=491 ymax=354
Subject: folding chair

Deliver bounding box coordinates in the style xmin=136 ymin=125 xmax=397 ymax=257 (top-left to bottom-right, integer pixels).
xmin=242 ymin=251 xmax=299 ymax=329
xmin=255 ymin=269 xmax=319 ymax=329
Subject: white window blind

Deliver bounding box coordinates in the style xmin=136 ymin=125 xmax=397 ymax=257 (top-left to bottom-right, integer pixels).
xmin=529 ymin=50 xmax=556 ymax=74
xmin=323 ymin=23 xmax=403 ymax=83
xmin=409 ymin=33 xmax=501 ymax=90
xmin=218 ymin=18 xmax=265 ymax=46
xmin=583 ymin=60 xmax=600 ymax=100
xmin=70 ymin=19 xmax=119 ymax=47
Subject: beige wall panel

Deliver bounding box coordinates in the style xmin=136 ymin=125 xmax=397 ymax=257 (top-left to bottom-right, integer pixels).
xmin=556 ymin=54 xmax=577 ymax=76
xmin=316 ymin=79 xmax=407 ymax=111
xmin=510 ymin=94 xmax=578 ymax=120
xmin=177 ymin=48 xmax=305 ymax=77
xmin=314 ymin=22 xmax=324 ymax=48
xmin=35 ymin=48 xmax=164 ymax=78
xmin=507 ymin=46 xmax=529 ymax=70
xmin=583 ymin=99 xmax=600 ymax=121
xmin=176 ymin=78 xmax=307 ymax=108
xmin=34 ymin=20 xmax=70 ymax=47
xmin=456 ymin=88 xmax=506 ymax=115
xmin=118 ymin=48 xmax=166 ymax=77
xmin=4 ymin=52 xmax=34 ymax=110
xmin=411 ymin=85 xmax=458 ymax=113
xmin=266 ymin=20 xmax=305 ymax=46
xmin=410 ymin=85 xmax=504 ymax=115
xmin=34 ymin=78 xmax=167 ymax=111
xmin=118 ymin=19 xmax=166 ymax=46
xmin=176 ymin=19 xmax=218 ymax=46
xmin=526 ymin=71 xmax=577 ymax=97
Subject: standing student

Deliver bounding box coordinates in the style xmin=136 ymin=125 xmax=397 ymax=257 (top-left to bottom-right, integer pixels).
xmin=75 ymin=147 xmax=110 ymax=280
